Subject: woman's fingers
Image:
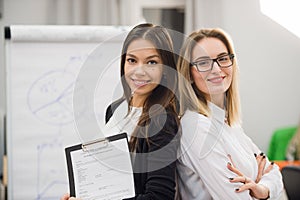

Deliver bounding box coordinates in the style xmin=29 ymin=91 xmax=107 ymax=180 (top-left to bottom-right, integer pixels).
xmin=256 ymin=153 xmax=266 ymax=183
xmin=227 ymin=154 xmax=244 ymax=176
xmin=255 ymin=152 xmax=274 ymax=183
xmin=235 ymin=181 xmax=256 ymax=193
xmin=227 ymin=154 xmax=235 ymax=167
xmin=229 ymin=176 xmax=249 ymax=184
xmin=264 ymin=161 xmax=274 ymax=174
xmin=227 ymin=153 xmax=273 ymax=199
xmin=60 ymin=193 xmax=70 ymax=200
xmin=60 ymin=193 xmax=80 ymax=200
xmin=255 ymin=152 xmax=264 ymax=166
xmin=235 ymin=180 xmax=270 ymax=199
xmin=227 ymin=162 xmax=243 ymax=176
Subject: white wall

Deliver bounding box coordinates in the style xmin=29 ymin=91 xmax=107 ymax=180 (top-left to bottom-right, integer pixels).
xmin=0 ymin=0 xmax=51 ymax=111
xmin=220 ymin=0 xmax=300 ymax=152
xmin=0 ymin=0 xmax=51 ymax=176
xmin=184 ymin=0 xmax=300 ymax=153
xmin=0 ymin=0 xmax=121 ymax=176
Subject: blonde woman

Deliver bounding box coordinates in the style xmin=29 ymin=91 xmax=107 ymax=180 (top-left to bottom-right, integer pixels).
xmin=176 ymin=28 xmax=283 ymax=199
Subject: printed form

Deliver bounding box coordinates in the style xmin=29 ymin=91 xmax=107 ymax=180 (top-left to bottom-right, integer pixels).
xmin=66 ymin=133 xmax=135 ymax=200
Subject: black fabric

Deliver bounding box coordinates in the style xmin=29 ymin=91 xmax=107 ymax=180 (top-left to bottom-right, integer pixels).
xmin=105 ymin=97 xmax=126 ymax=124
xmin=105 ymin=102 xmax=180 ymax=200
xmin=281 ymin=166 xmax=300 ymax=200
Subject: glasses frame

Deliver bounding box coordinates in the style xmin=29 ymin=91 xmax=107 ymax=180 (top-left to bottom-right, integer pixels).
xmin=191 ymin=54 xmax=235 ymax=72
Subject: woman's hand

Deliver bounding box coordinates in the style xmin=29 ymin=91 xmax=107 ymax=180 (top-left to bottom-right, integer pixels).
xmin=60 ymin=193 xmax=70 ymax=200
xmin=254 ymin=152 xmax=274 ymax=183
xmin=227 ymin=153 xmax=272 ymax=199
xmin=60 ymin=193 xmax=81 ymax=200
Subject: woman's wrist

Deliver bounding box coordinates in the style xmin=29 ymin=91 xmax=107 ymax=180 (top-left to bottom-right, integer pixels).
xmin=258 ymin=184 xmax=270 ymax=199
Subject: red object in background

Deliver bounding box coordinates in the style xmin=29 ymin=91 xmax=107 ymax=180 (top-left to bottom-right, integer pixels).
xmin=273 ymin=160 xmax=300 ymax=170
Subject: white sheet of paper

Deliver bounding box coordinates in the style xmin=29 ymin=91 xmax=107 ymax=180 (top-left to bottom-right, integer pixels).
xmin=70 ymin=138 xmax=135 ymax=200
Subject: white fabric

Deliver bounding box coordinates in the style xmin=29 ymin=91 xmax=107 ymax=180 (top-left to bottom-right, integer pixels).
xmin=102 ymin=101 xmax=142 ymax=138
xmin=177 ymin=103 xmax=283 ymax=200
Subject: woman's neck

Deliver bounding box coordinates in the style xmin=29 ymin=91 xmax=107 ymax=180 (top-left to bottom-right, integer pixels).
xmin=208 ymin=94 xmax=225 ymax=109
xmin=131 ymin=95 xmax=146 ymax=108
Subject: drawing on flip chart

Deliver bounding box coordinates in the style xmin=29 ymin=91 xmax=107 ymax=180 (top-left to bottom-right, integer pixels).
xmin=25 ymin=56 xmax=88 ymax=199
xmin=35 ymin=133 xmax=68 ymax=200
xmin=27 ymin=69 xmax=86 ymax=126
xmin=6 ymin=26 xmax=129 ymax=200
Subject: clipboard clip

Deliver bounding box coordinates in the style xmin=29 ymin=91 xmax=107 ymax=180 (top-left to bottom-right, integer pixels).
xmin=81 ymin=138 xmax=109 ymax=152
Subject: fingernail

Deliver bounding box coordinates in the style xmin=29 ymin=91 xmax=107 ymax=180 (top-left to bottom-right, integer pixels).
xmin=227 ymin=162 xmax=232 ymax=166
xmin=271 ymin=161 xmax=274 ymax=165
xmin=263 ymin=155 xmax=266 ymax=159
xmin=229 ymin=177 xmax=234 ymax=180
xmin=260 ymin=152 xmax=264 ymax=156
xmin=254 ymin=153 xmax=257 ymax=157
xmin=235 ymin=188 xmax=239 ymax=191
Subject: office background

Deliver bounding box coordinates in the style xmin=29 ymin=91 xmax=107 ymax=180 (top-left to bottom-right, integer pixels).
xmin=0 ymin=0 xmax=300 ymax=180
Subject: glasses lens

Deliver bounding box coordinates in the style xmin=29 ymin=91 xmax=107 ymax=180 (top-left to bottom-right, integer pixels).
xmin=195 ymin=59 xmax=212 ymax=72
xmin=193 ymin=54 xmax=234 ymax=72
xmin=217 ymin=55 xmax=233 ymax=67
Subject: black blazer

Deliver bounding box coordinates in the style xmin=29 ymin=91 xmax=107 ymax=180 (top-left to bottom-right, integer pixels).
xmin=105 ymin=99 xmax=180 ymax=200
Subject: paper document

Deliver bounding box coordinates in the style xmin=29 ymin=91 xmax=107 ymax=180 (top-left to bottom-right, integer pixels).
xmin=65 ymin=133 xmax=135 ymax=200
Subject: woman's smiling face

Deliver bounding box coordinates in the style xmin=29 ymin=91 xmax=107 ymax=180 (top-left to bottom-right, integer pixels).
xmin=124 ymin=39 xmax=163 ymax=106
xmin=191 ymin=37 xmax=233 ymax=100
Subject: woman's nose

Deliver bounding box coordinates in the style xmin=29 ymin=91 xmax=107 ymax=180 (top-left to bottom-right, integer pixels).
xmin=211 ymin=61 xmax=221 ymax=72
xmin=133 ymin=65 xmax=146 ymax=76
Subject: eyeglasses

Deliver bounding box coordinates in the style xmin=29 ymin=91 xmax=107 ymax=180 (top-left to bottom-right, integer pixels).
xmin=191 ymin=54 xmax=234 ymax=72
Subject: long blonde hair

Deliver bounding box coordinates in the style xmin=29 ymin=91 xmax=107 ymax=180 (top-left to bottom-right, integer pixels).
xmin=177 ymin=28 xmax=241 ymax=126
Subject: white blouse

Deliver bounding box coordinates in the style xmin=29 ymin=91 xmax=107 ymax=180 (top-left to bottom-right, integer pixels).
xmin=102 ymin=101 xmax=142 ymax=138
xmin=177 ymin=103 xmax=283 ymax=200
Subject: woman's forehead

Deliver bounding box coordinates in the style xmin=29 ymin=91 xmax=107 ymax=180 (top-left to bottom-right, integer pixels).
xmin=192 ymin=38 xmax=227 ymax=58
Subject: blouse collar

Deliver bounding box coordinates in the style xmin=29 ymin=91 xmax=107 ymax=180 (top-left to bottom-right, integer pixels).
xmin=208 ymin=102 xmax=226 ymax=124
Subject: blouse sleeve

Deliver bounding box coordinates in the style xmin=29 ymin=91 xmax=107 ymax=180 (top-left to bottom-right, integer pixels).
xmin=179 ymin=111 xmax=283 ymax=200
xmin=238 ymin=126 xmax=284 ymax=199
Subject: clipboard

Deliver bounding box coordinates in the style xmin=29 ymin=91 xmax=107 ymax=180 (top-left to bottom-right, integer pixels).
xmin=65 ymin=132 xmax=135 ymax=199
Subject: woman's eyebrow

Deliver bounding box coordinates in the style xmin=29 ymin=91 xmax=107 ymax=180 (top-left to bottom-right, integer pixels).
xmin=126 ymin=53 xmax=137 ymax=58
xmin=194 ymin=56 xmax=210 ymax=61
xmin=194 ymin=52 xmax=229 ymax=61
xmin=146 ymin=55 xmax=160 ymax=60
xmin=217 ymin=52 xmax=228 ymax=57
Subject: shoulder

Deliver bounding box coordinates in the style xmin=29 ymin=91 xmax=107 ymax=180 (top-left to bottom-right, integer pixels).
xmin=179 ymin=110 xmax=221 ymax=154
xmin=150 ymin=107 xmax=180 ymax=134
xmin=146 ymin=108 xmax=180 ymax=147
xmin=105 ymin=97 xmax=126 ymax=123
xmin=181 ymin=110 xmax=211 ymax=130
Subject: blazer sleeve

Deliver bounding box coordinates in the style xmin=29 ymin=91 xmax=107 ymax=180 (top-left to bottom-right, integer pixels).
xmin=105 ymin=97 xmax=126 ymax=124
xmin=125 ymin=112 xmax=181 ymax=200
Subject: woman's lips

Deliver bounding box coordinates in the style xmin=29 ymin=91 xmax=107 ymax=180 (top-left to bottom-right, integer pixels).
xmin=132 ymin=79 xmax=150 ymax=87
xmin=207 ymin=76 xmax=225 ymax=83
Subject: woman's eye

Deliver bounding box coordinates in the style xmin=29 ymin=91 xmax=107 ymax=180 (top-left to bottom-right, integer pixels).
xmin=127 ymin=58 xmax=136 ymax=63
xmin=218 ymin=56 xmax=229 ymax=62
xmin=198 ymin=60 xmax=210 ymax=66
xmin=147 ymin=60 xmax=157 ymax=65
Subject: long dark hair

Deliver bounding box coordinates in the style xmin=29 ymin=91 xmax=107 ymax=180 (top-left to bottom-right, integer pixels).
xmin=120 ymin=23 xmax=178 ymax=151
